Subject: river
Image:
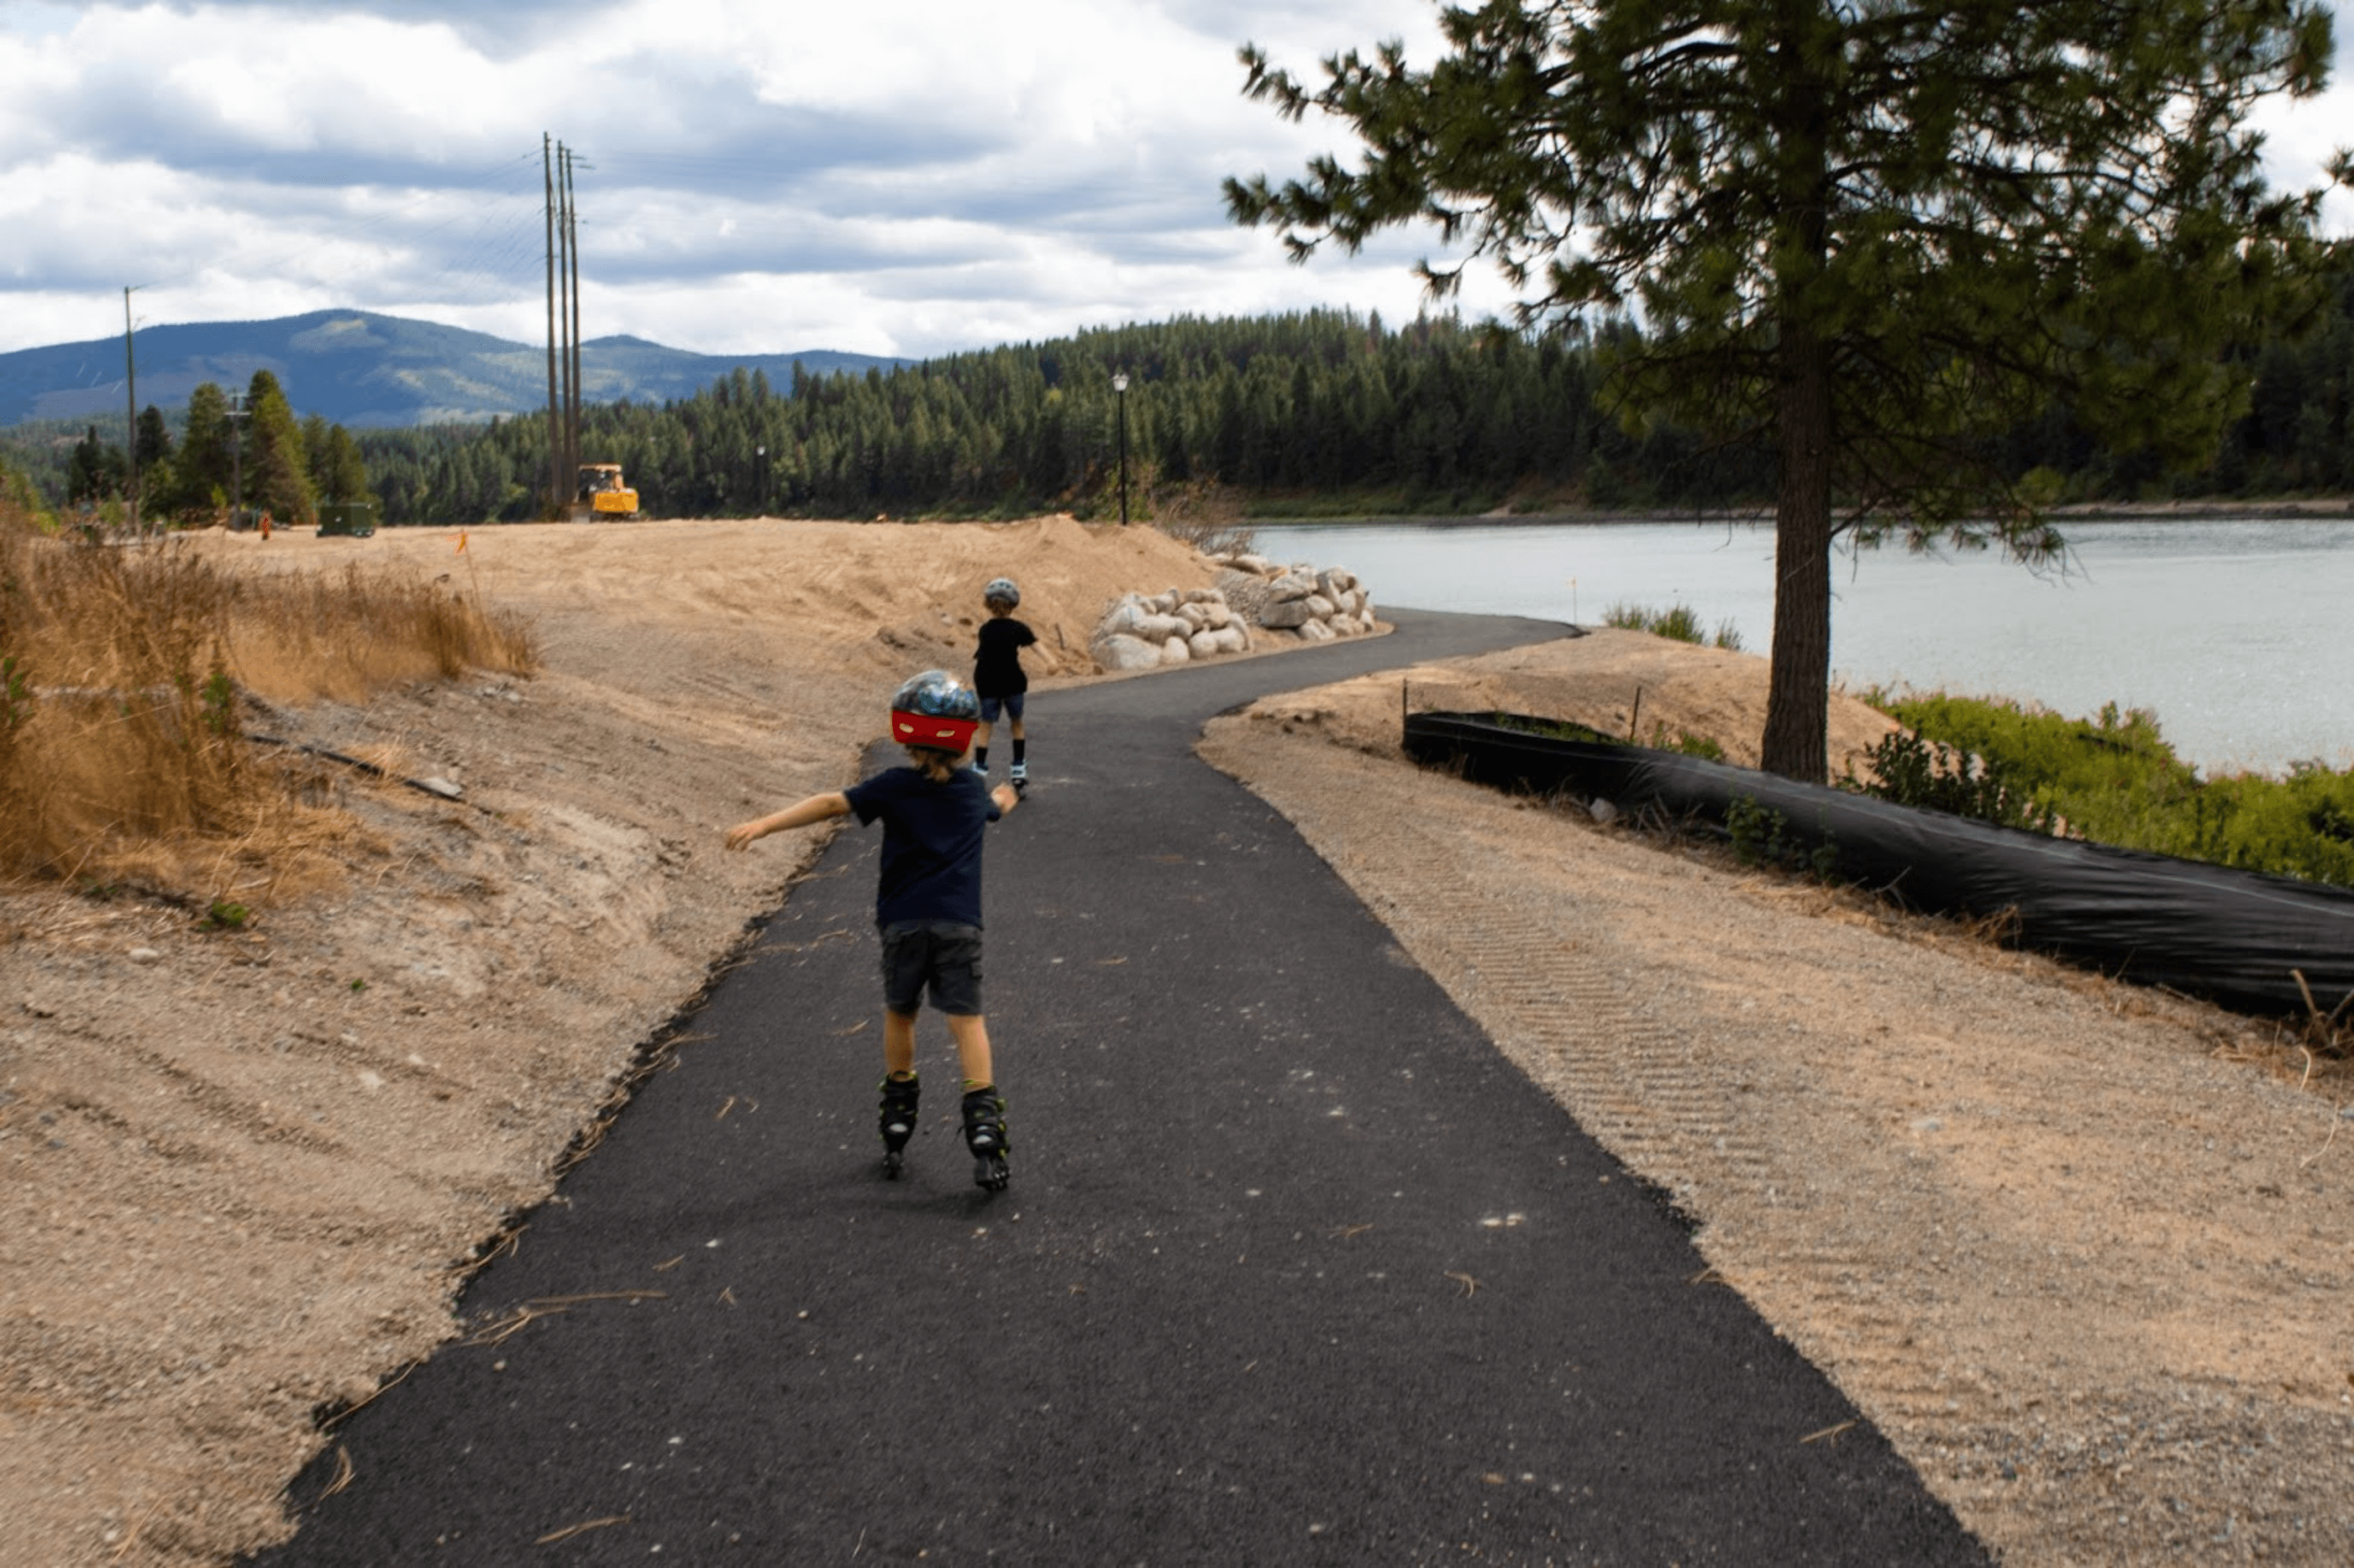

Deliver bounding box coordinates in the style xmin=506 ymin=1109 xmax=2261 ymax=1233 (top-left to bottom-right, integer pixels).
xmin=1249 ymin=516 xmax=2353 ymax=776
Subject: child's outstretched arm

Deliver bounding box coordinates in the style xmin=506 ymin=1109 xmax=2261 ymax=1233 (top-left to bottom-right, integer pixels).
xmin=725 ymin=792 xmax=851 ymax=851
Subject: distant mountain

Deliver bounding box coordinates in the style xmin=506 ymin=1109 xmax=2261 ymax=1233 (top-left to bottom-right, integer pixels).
xmin=0 ymin=310 xmax=912 ymax=429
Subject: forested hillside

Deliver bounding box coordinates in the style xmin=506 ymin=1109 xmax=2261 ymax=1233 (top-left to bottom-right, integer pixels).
xmin=11 ymin=281 xmax=2354 ymax=526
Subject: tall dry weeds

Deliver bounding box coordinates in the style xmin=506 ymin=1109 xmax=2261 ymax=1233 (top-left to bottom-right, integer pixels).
xmin=228 ymin=560 xmax=537 ymax=707
xmin=0 ymin=510 xmax=535 ymax=897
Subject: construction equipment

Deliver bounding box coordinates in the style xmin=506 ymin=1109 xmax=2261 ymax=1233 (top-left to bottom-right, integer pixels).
xmin=575 ymin=463 xmax=640 ymax=521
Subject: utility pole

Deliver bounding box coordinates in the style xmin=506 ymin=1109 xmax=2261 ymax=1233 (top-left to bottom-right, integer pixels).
xmin=228 ymin=391 xmax=249 ymax=529
xmin=124 ymin=286 xmax=141 ymax=532
xmin=563 ymin=143 xmax=583 ymax=497
xmin=545 ymin=133 xmax=561 ymax=516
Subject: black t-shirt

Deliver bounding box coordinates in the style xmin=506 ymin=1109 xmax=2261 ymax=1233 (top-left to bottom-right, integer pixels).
xmin=972 ymin=616 xmax=1038 ymax=697
xmin=842 ymin=766 xmax=1003 ymax=927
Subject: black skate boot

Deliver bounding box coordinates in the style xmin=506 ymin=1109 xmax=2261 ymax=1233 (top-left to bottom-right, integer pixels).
xmin=959 ymin=1086 xmax=1010 ymax=1192
xmin=878 ymin=1073 xmax=921 ymax=1178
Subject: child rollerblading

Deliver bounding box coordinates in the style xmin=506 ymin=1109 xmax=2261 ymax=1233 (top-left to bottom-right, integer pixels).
xmin=971 ymin=577 xmax=1038 ymax=793
xmin=725 ymin=669 xmax=1022 ymax=1190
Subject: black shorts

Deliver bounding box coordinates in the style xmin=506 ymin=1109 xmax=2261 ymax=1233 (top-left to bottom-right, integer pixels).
xmin=879 ymin=920 xmax=984 ymax=1016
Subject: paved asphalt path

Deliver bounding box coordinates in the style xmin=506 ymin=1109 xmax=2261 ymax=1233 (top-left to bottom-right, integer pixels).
xmin=260 ymin=610 xmax=1988 ymax=1565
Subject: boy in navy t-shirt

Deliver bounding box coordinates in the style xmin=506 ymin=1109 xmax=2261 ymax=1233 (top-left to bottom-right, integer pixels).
xmin=724 ymin=670 xmax=1022 ymax=1190
xmin=971 ymin=576 xmax=1038 ymax=790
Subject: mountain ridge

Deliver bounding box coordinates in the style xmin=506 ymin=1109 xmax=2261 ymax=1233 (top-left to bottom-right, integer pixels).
xmin=0 ymin=310 xmax=911 ymax=430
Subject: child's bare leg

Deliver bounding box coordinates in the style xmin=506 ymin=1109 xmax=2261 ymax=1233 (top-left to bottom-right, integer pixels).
xmin=1008 ymin=714 xmax=1025 ymax=742
xmin=883 ymin=1009 xmax=919 ymax=1077
xmin=945 ymin=1013 xmax=995 ymax=1088
xmin=973 ymin=719 xmax=994 ymax=752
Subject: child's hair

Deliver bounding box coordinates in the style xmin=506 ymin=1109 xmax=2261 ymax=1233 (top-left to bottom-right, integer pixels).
xmin=984 ymin=594 xmax=1014 ymax=614
xmin=905 ymin=745 xmax=963 ymax=780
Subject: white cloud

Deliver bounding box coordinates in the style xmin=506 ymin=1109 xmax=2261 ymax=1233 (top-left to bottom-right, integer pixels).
xmin=2 ymin=0 xmax=2346 ymax=364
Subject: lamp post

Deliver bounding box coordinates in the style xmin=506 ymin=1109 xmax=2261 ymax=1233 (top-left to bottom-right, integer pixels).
xmin=1111 ymin=372 xmax=1130 ymax=526
xmin=227 ymin=391 xmax=248 ymax=530
xmin=755 ymin=444 xmax=766 ymax=517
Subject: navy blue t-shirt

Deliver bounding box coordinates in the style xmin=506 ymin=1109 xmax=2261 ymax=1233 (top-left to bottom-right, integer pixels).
xmin=972 ymin=616 xmax=1037 ymax=697
xmin=842 ymin=766 xmax=1003 ymax=928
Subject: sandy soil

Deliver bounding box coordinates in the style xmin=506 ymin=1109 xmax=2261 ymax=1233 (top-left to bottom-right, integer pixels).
xmin=3 ymin=518 xmax=2349 ymax=1564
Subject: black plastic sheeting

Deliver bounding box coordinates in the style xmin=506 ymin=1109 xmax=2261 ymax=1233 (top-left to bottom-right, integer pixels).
xmin=1405 ymin=710 xmax=2354 ymax=1021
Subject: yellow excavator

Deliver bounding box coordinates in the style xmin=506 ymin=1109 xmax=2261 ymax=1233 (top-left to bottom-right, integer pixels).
xmin=575 ymin=463 xmax=641 ymax=521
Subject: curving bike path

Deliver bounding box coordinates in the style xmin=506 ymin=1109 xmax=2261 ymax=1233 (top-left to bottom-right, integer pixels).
xmin=260 ymin=609 xmax=1987 ymax=1565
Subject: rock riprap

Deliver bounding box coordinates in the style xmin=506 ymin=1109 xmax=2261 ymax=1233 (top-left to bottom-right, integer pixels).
xmin=1089 ymin=587 xmax=1251 ymax=671
xmin=1088 ymin=555 xmax=1379 ymax=671
xmin=1215 ymin=554 xmax=1377 ymax=642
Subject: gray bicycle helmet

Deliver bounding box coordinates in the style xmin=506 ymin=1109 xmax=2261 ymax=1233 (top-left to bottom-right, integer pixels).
xmin=984 ymin=577 xmax=1020 ymax=609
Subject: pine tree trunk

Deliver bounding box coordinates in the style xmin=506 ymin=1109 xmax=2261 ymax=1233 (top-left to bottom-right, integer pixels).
xmin=1760 ymin=321 xmax=1833 ymax=783
xmin=1761 ymin=13 xmax=1835 ymax=785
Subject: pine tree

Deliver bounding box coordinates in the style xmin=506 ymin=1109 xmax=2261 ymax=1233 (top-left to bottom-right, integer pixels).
xmin=1226 ymin=0 xmax=2335 ymax=779
xmin=172 ymin=383 xmax=237 ymax=518
xmin=245 ymin=371 xmax=316 ymax=524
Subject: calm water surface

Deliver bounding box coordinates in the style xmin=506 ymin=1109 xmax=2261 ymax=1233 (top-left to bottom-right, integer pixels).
xmin=1251 ymin=517 xmax=2353 ymax=775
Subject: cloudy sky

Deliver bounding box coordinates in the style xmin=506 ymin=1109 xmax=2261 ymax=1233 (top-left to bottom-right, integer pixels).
xmin=4 ymin=0 xmax=2351 ymax=363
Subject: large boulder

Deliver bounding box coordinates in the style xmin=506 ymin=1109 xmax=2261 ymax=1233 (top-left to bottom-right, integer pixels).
xmin=1092 ymin=633 xmax=1163 ymax=671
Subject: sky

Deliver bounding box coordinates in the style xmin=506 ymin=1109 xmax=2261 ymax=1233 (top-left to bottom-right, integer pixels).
xmin=4 ymin=0 xmax=2352 ymax=363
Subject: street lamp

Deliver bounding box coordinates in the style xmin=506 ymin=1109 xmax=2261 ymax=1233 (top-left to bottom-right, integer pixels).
xmin=1111 ymin=372 xmax=1130 ymax=526
xmin=755 ymin=444 xmax=766 ymax=516
xmin=228 ymin=391 xmax=249 ymax=530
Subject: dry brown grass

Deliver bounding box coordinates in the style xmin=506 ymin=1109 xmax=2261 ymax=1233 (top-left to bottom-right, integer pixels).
xmin=0 ymin=510 xmax=536 ymax=899
xmin=227 ymin=560 xmax=537 ymax=707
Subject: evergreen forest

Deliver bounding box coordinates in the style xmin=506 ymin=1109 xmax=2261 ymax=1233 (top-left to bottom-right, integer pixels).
xmin=12 ymin=279 xmax=2354 ymax=527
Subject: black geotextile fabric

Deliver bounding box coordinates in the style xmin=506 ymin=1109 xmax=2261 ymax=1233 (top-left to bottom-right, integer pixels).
xmin=1405 ymin=710 xmax=2354 ymax=1021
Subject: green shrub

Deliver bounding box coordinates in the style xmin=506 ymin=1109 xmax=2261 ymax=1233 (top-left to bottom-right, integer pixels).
xmin=1874 ymin=691 xmax=2354 ymax=887
xmin=1604 ymin=602 xmax=1745 ymax=649
xmin=1851 ymin=726 xmax=2057 ymax=833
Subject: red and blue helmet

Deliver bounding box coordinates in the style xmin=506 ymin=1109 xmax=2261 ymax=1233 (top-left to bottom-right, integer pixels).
xmin=889 ymin=669 xmax=981 ymax=755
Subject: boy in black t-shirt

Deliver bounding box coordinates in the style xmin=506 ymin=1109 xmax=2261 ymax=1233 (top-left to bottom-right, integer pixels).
xmin=971 ymin=576 xmax=1038 ymax=791
xmin=724 ymin=670 xmax=1022 ymax=1190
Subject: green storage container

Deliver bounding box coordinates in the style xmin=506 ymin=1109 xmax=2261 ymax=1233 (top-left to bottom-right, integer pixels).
xmin=317 ymin=502 xmax=377 ymax=538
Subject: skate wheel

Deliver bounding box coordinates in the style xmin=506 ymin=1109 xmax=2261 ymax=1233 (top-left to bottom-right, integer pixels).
xmin=973 ymin=1154 xmax=1009 ymax=1192
xmin=883 ymin=1150 xmax=906 ymax=1180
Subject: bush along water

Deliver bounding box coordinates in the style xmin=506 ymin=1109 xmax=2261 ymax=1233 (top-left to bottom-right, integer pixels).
xmin=1604 ymin=602 xmax=1743 ymax=650
xmin=1857 ymin=692 xmax=2354 ymax=888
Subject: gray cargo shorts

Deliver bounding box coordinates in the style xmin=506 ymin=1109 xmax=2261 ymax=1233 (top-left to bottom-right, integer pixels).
xmin=879 ymin=920 xmax=984 ymax=1016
